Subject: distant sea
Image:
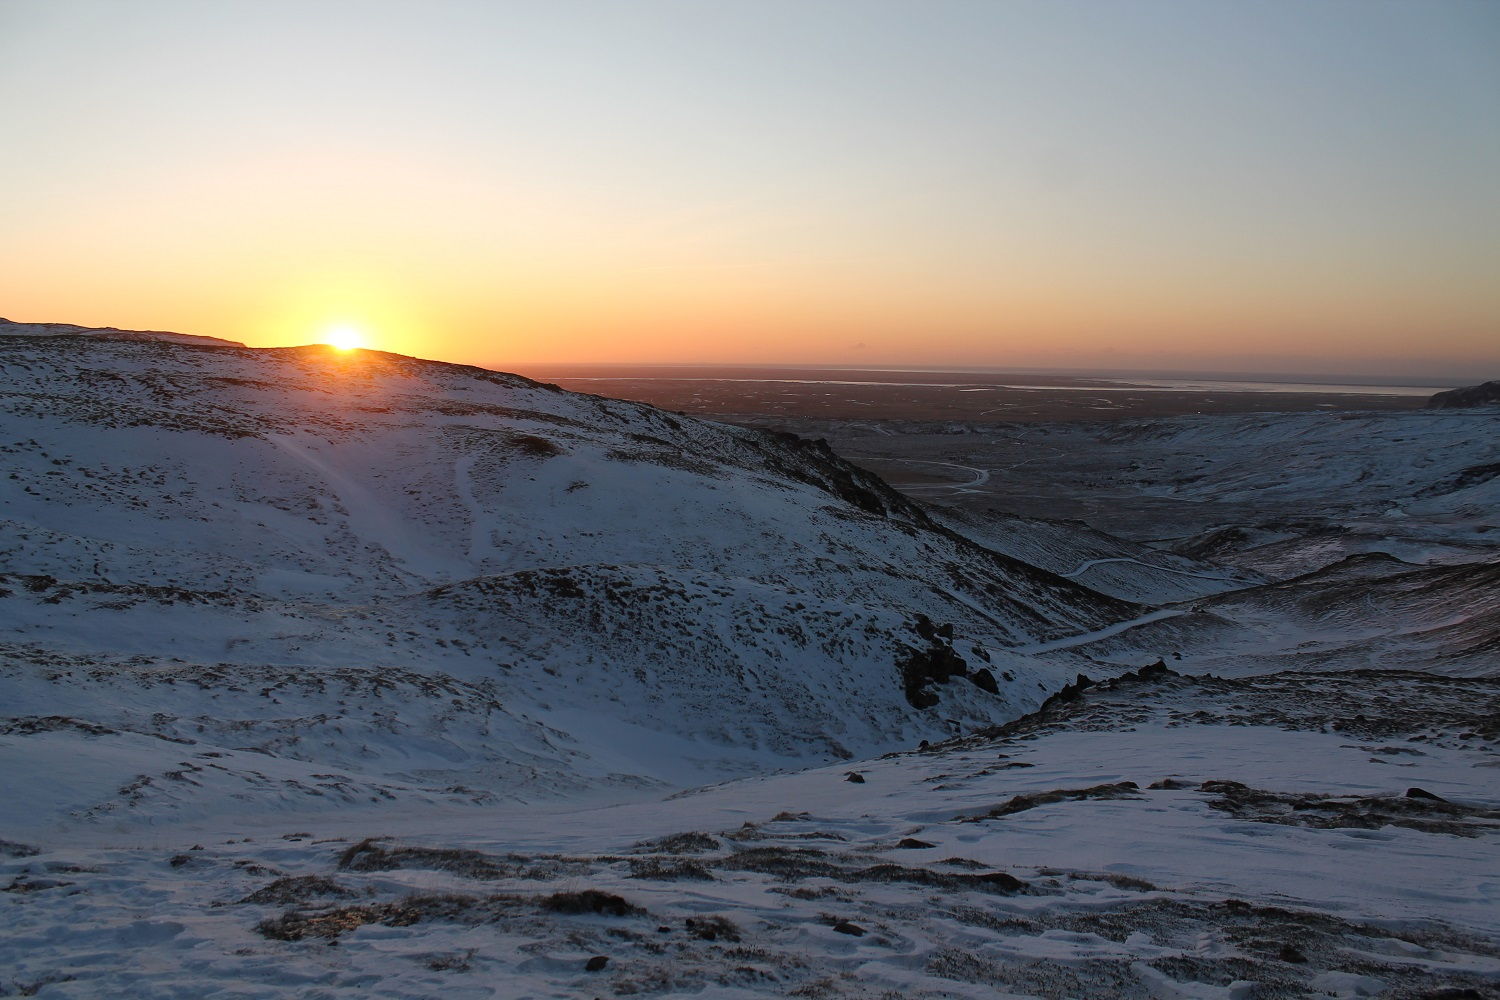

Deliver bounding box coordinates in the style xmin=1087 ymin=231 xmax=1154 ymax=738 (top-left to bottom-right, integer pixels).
xmin=553 ymin=372 xmax=1455 ymax=397
xmin=1029 ymin=378 xmax=1452 ymax=397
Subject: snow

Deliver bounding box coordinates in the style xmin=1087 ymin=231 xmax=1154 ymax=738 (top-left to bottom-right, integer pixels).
xmin=1 ymin=331 xmax=1496 ymax=997
xmin=2 ymin=668 xmax=1495 ymax=997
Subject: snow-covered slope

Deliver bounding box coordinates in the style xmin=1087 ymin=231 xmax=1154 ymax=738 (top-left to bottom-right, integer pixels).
xmin=0 ymin=334 xmax=1142 ymax=828
xmin=4 ymin=664 xmax=1494 ymax=999
xmin=1101 ymin=410 xmax=1500 ymax=521
xmin=1097 ymin=410 xmax=1500 ymax=579
xmin=0 ymin=317 xmax=244 ymax=347
xmin=936 ymin=507 xmax=1260 ymax=605
xmin=1068 ymin=552 xmax=1500 ymax=677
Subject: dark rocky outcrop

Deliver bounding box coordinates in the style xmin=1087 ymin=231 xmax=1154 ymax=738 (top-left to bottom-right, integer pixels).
xmin=540 ymin=890 xmax=642 ymax=916
xmin=899 ymin=614 xmax=969 ymax=709
xmin=969 ymin=668 xmax=999 ymax=695
xmin=1036 ymin=673 xmax=1096 ymax=713
xmin=1427 ymin=381 xmax=1500 ymax=409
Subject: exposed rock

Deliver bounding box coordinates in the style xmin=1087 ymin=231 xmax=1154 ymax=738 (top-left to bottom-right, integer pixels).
xmin=685 ymin=915 xmax=741 ymax=941
xmin=898 ymin=619 xmax=970 ymax=709
xmin=540 ymin=890 xmax=643 ymax=917
xmin=969 ymin=668 xmax=999 ymax=694
xmin=1035 ymin=674 xmax=1096 ymax=715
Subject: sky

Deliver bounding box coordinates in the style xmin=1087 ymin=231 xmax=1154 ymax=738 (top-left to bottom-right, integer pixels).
xmin=2 ymin=0 xmax=1497 ymax=376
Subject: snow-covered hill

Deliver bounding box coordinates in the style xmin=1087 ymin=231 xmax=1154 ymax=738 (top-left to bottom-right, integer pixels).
xmin=0 ymin=333 xmax=1144 ymax=829
xmin=1067 ymin=552 xmax=1500 ymax=678
xmin=935 ymin=507 xmax=1261 ymax=605
xmin=0 ymin=317 xmax=244 ymax=347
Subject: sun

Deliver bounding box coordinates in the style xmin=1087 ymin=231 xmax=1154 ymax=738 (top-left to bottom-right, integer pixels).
xmin=323 ymin=325 xmax=364 ymax=351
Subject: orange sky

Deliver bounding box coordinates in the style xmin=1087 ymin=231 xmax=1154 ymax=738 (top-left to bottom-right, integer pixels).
xmin=3 ymin=1 xmax=1497 ymax=377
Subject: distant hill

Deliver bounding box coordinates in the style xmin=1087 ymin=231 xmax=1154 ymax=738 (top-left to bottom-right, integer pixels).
xmin=1428 ymin=379 xmax=1500 ymax=408
xmin=0 ymin=317 xmax=244 ymax=347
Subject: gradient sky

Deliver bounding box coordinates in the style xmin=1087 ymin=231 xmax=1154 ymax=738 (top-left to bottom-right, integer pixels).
xmin=2 ymin=0 xmax=1497 ymax=375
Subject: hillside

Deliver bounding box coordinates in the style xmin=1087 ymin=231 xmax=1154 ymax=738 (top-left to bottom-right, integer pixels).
xmin=0 ymin=332 xmax=1143 ymax=830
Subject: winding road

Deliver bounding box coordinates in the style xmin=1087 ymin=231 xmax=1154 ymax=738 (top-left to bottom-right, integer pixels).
xmin=892 ymin=459 xmax=991 ymax=491
xmin=1059 ymin=556 xmax=1236 ymax=583
xmin=1011 ymin=608 xmax=1187 ymax=655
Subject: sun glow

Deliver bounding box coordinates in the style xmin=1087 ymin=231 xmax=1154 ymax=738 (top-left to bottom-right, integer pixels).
xmin=323 ymin=325 xmax=364 ymax=351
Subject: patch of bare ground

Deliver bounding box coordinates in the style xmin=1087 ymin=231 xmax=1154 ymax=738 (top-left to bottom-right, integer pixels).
xmin=538 ymin=889 xmax=642 ymax=916
xmin=960 ymin=780 xmax=1142 ymax=819
xmin=940 ymin=896 xmax=1500 ymax=999
xmin=946 ymin=666 xmax=1499 ymax=749
xmin=238 ymin=875 xmax=356 ymax=905
xmin=1199 ymin=780 xmax=1500 ymax=837
xmin=234 ymin=825 xmax=1500 ymax=998
xmin=335 ymin=838 xmax=594 ymax=880
xmin=629 ymin=831 xmax=719 ymax=854
xmin=255 ymin=894 xmax=520 ymax=941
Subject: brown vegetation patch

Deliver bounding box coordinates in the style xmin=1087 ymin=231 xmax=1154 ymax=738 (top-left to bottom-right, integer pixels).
xmin=256 ymin=893 xmax=521 ymax=940
xmin=1199 ymin=780 xmax=1500 ymax=837
xmin=336 ymin=839 xmax=513 ymax=879
xmin=630 ymin=832 xmax=719 ymax=854
xmin=962 ymin=781 xmax=1142 ymax=820
xmin=239 ymin=875 xmax=356 ymax=906
xmin=685 ymin=915 xmax=741 ymax=941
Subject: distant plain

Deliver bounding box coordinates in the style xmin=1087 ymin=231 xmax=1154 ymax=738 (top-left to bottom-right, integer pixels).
xmin=518 ymin=364 xmax=1458 ymax=424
